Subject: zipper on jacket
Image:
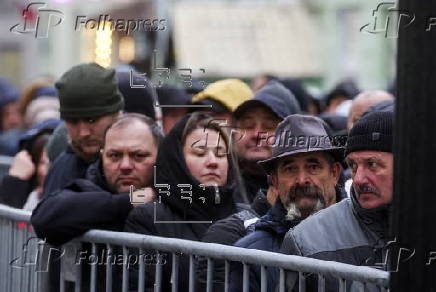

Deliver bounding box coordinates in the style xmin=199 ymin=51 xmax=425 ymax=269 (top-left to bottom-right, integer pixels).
xmin=214 ymin=185 xmax=221 ymax=204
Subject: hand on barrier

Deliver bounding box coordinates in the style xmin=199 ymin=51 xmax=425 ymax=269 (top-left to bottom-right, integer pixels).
xmin=129 ymin=186 xmax=156 ymax=206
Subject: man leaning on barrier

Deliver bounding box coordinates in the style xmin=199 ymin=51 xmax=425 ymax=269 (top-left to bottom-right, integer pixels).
xmin=42 ymin=63 xmax=124 ymax=198
xmin=229 ymin=114 xmax=346 ymax=292
xmin=31 ymin=113 xmax=162 ymax=246
xmin=281 ymin=110 xmax=394 ymax=292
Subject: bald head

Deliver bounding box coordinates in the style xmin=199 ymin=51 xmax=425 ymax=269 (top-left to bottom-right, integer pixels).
xmin=347 ymin=90 xmax=394 ymax=131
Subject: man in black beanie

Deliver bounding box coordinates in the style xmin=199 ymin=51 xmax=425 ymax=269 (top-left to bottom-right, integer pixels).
xmin=42 ymin=63 xmax=124 ymax=198
xmin=280 ymin=110 xmax=394 ymax=292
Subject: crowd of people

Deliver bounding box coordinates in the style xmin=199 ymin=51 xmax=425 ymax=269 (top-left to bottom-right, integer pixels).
xmin=0 ymin=63 xmax=395 ymax=292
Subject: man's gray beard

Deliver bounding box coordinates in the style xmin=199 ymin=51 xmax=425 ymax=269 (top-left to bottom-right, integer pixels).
xmin=285 ymin=199 xmax=325 ymax=221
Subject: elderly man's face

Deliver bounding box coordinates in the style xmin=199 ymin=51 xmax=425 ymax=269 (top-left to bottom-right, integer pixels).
xmin=272 ymin=152 xmax=340 ymax=220
xmin=346 ymin=151 xmax=393 ymax=209
xmin=65 ymin=113 xmax=119 ymax=162
xmin=102 ymin=121 xmax=158 ymax=193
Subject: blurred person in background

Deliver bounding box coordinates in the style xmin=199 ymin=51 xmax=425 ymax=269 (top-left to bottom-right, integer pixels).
xmin=322 ymin=78 xmax=360 ymax=114
xmin=251 ymin=73 xmax=277 ymax=92
xmin=191 ymin=78 xmax=253 ymax=123
xmin=0 ymin=78 xmax=23 ymax=155
xmin=157 ymin=85 xmax=191 ymax=134
xmin=347 ymin=90 xmax=394 ymax=131
xmin=116 ymin=70 xmax=156 ymax=120
xmin=0 ymin=119 xmax=59 ymax=210
xmin=278 ymin=78 xmax=312 ymax=114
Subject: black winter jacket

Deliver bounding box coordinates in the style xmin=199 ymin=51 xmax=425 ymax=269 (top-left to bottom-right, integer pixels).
xmin=0 ymin=175 xmax=32 ymax=208
xmin=124 ymin=114 xmax=239 ymax=292
xmin=31 ymin=160 xmax=133 ymax=246
xmin=229 ymin=201 xmax=299 ymax=292
xmin=195 ymin=189 xmax=271 ymax=291
xmin=42 ymin=147 xmax=91 ymax=198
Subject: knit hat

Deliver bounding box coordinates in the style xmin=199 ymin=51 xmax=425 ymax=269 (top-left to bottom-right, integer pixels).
xmin=55 ymin=63 xmax=124 ymax=119
xmin=192 ymin=79 xmax=253 ymax=112
xmin=345 ymin=111 xmax=393 ymax=155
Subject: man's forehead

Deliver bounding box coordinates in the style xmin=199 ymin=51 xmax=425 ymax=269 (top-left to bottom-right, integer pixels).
xmin=346 ymin=151 xmax=392 ymax=161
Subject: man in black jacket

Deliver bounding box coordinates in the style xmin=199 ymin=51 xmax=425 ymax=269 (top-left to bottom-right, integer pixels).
xmin=31 ymin=113 xmax=162 ymax=245
xmin=42 ymin=63 xmax=124 ymax=198
xmin=280 ymin=111 xmax=394 ymax=292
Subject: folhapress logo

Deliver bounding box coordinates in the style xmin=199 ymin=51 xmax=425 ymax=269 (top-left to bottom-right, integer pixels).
xmin=360 ymin=2 xmax=415 ymax=39
xmin=10 ymin=2 xmax=64 ymax=38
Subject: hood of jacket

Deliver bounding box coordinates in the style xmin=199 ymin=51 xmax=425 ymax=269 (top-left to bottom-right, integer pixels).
xmin=234 ymin=80 xmax=301 ymax=120
xmin=154 ymin=114 xmax=237 ymax=222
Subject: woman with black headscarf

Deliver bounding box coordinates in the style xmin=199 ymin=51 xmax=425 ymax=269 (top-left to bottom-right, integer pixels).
xmin=124 ymin=112 xmax=239 ymax=291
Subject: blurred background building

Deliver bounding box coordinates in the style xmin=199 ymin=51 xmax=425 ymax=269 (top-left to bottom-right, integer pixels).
xmin=0 ymin=0 xmax=396 ymax=93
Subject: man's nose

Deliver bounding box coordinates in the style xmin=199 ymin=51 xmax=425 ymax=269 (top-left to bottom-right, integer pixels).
xmin=296 ymin=170 xmax=311 ymax=185
xmin=78 ymin=121 xmax=91 ymax=136
xmin=119 ymin=156 xmax=133 ymax=170
xmin=352 ymin=166 xmax=368 ymax=185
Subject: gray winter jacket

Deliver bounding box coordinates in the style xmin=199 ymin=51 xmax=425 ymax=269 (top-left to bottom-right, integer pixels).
xmin=280 ymin=192 xmax=390 ymax=292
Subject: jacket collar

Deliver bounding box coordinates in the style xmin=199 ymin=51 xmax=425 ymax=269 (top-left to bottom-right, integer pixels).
xmin=350 ymin=188 xmax=390 ymax=240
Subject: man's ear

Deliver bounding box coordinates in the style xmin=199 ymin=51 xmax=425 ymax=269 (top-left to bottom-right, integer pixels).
xmin=271 ymin=173 xmax=279 ymax=188
xmin=332 ymin=162 xmax=342 ymax=184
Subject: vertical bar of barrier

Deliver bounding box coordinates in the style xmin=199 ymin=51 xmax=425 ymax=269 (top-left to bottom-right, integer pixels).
xmin=154 ymin=251 xmax=163 ymax=292
xmin=106 ymin=244 xmax=113 ymax=292
xmin=11 ymin=221 xmax=20 ymax=292
xmin=171 ymin=253 xmax=179 ymax=292
xmin=188 ymin=255 xmax=194 ymax=292
xmin=317 ymin=274 xmax=325 ymax=292
xmin=338 ymin=278 xmax=346 ymax=292
xmin=122 ymin=246 xmax=129 ymax=292
xmin=206 ymin=258 xmax=214 ymax=292
xmin=224 ymin=260 xmax=230 ymax=292
xmin=299 ymin=271 xmax=306 ymax=292
xmin=242 ymin=263 xmax=249 ymax=292
xmin=260 ymin=265 xmax=267 ymax=292
xmin=90 ymin=243 xmax=97 ymax=292
xmin=138 ymin=248 xmax=145 ymax=292
xmin=279 ymin=268 xmax=285 ymax=292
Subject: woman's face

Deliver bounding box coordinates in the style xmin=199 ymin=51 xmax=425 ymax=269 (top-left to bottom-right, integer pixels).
xmin=183 ymin=128 xmax=229 ymax=187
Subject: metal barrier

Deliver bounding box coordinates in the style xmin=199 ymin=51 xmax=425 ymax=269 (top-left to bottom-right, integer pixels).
xmin=0 ymin=204 xmax=390 ymax=292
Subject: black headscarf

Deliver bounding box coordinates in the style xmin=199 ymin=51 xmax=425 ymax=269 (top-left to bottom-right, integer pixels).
xmin=153 ymin=114 xmax=237 ymax=223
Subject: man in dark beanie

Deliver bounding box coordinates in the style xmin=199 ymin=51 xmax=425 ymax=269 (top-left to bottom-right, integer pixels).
xmin=42 ymin=63 xmax=124 ymax=198
xmin=281 ymin=110 xmax=394 ymax=292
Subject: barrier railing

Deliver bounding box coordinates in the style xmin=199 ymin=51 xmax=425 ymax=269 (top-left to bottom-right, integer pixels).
xmin=0 ymin=204 xmax=390 ymax=292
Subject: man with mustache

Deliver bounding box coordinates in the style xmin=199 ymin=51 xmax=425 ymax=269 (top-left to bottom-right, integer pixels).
xmin=32 ymin=113 xmax=162 ymax=245
xmin=229 ymin=114 xmax=345 ymax=292
xmin=281 ymin=110 xmax=393 ymax=292
xmin=42 ymin=63 xmax=124 ymax=198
